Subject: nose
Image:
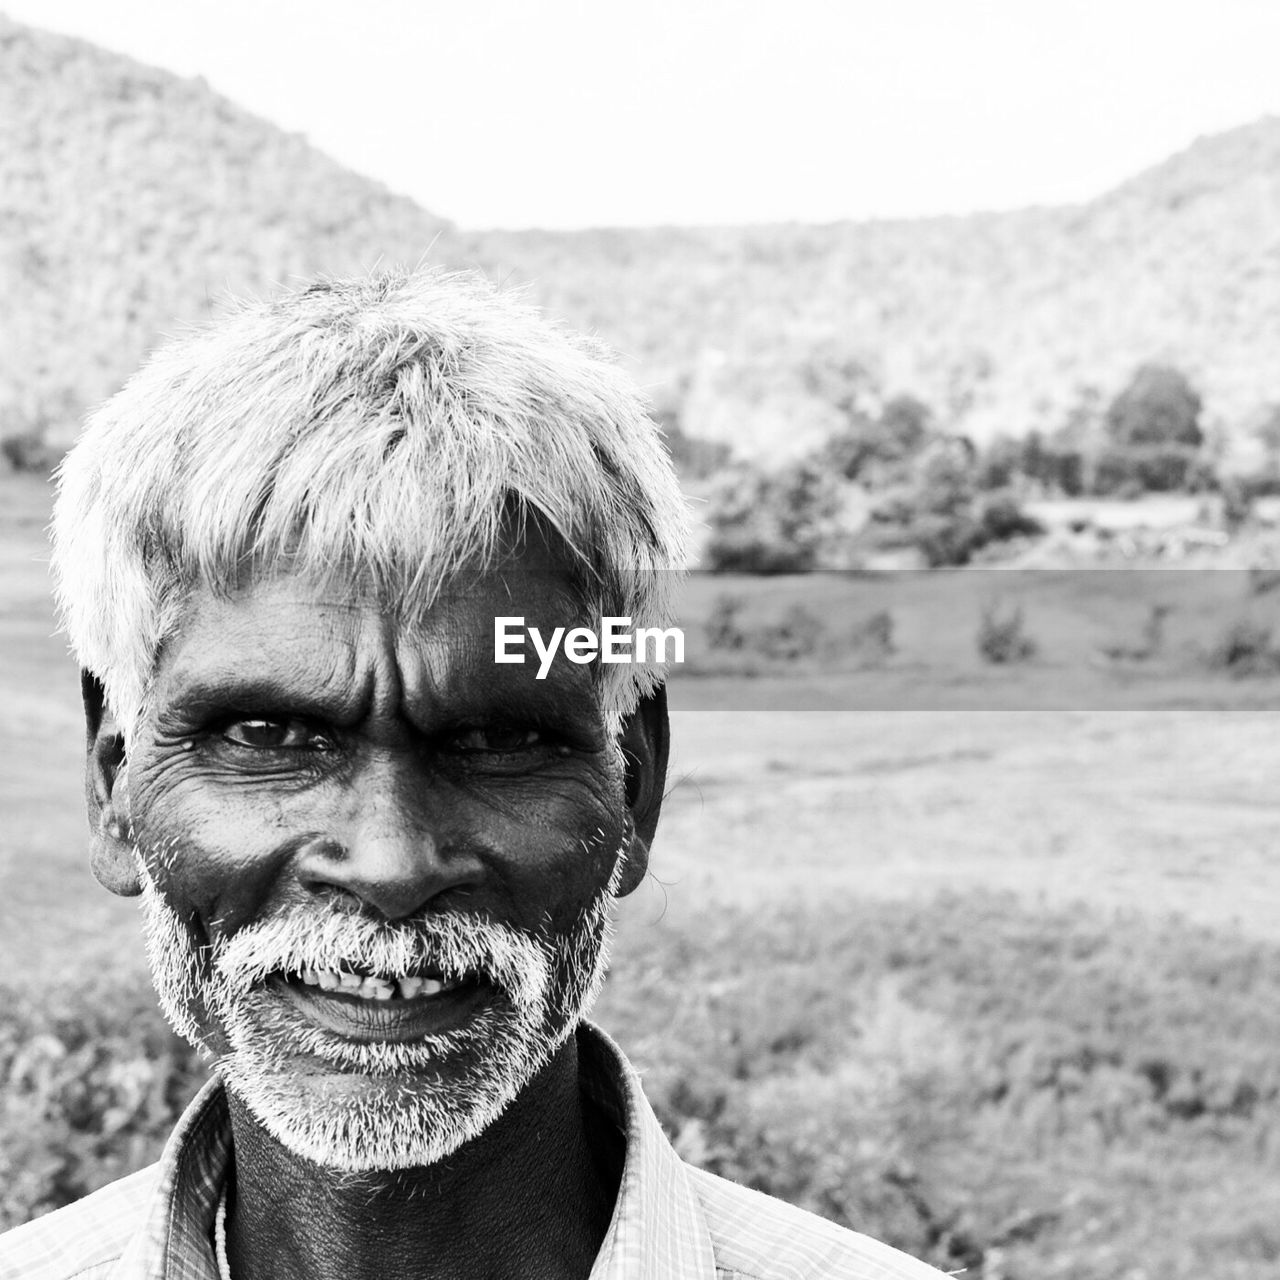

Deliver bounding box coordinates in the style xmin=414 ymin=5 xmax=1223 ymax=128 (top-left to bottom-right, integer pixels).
xmin=295 ymin=751 xmax=480 ymax=920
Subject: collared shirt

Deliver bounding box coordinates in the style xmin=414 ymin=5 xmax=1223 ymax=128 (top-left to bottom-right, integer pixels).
xmin=0 ymin=1025 xmax=948 ymax=1280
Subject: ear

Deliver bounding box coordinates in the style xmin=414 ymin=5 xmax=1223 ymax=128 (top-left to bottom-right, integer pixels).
xmin=82 ymin=671 xmax=141 ymax=897
xmin=614 ymin=684 xmax=670 ymax=898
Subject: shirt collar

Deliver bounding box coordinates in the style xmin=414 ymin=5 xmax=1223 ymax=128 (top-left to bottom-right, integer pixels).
xmin=111 ymin=1023 xmax=716 ymax=1280
xmin=113 ymin=1074 xmax=231 ymax=1280
xmin=581 ymin=1025 xmax=718 ymax=1280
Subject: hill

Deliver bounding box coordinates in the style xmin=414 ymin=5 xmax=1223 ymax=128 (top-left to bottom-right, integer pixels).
xmin=463 ymin=118 xmax=1280 ymax=461
xmin=0 ymin=15 xmax=451 ymax=444
xmin=4 ymin=13 xmax=1280 ymax=464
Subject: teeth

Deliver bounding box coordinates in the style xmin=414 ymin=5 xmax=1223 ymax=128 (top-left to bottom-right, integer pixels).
xmin=297 ymin=969 xmax=454 ymax=1000
xmin=396 ymin=976 xmax=446 ymax=999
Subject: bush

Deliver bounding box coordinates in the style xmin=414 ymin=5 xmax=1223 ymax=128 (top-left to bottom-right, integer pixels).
xmin=880 ymin=447 xmax=1044 ymax=567
xmin=753 ymin=603 xmax=826 ymax=661
xmin=0 ymin=976 xmax=205 ymax=1230
xmin=704 ymin=463 xmax=843 ymax=574
xmin=977 ymin=492 xmax=1044 ymax=543
xmin=989 ymin=431 xmax=1085 ymax=496
xmin=704 ymin=532 xmax=816 ymax=575
xmin=977 ymin=601 xmax=1037 ymax=664
xmin=599 ymin=890 xmax=1280 ymax=1278
xmin=702 ymin=597 xmax=828 ymax=664
xmin=0 ymin=431 xmax=58 ymax=473
xmin=974 ymin=435 xmax=1021 ymax=491
xmin=851 ymin=609 xmax=895 ymax=662
xmin=1089 ymin=364 xmax=1214 ymax=495
xmin=1092 ymin=444 xmax=1213 ymax=495
xmin=1206 ymin=619 xmax=1280 ymax=676
xmin=1105 ymin=363 xmax=1204 ymax=449
xmin=906 ymin=511 xmax=984 ymax=568
xmin=902 ymin=493 xmax=1042 ymax=569
xmin=700 ymin=598 xmax=891 ymax=670
xmin=705 ymin=593 xmax=748 ymax=651
xmin=820 ymin=394 xmax=933 ymax=483
xmin=1221 ymin=478 xmax=1253 ymax=534
xmin=877 ymin=442 xmax=982 ymax=566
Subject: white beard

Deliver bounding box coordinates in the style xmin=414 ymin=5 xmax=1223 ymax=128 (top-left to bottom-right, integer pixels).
xmin=136 ymin=862 xmax=621 ymax=1172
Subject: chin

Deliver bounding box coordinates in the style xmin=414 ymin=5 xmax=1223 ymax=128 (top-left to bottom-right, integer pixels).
xmin=217 ymin=996 xmax=579 ymax=1172
xmin=226 ymin=1051 xmax=543 ymax=1172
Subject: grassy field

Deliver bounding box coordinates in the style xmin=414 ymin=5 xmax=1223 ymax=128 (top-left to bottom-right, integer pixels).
xmin=5 ymin=470 xmax=1280 ymax=1277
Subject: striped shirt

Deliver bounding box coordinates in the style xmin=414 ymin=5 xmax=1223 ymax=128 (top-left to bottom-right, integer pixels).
xmin=0 ymin=1024 xmax=948 ymax=1280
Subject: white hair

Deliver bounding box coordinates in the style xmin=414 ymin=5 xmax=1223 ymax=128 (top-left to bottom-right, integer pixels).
xmin=51 ymin=268 xmax=691 ymax=742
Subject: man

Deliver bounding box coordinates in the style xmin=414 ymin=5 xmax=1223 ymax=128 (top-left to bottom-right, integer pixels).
xmin=1 ymin=270 xmax=946 ymax=1279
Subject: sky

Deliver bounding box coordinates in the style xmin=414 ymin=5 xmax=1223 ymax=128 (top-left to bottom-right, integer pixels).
xmin=6 ymin=0 xmax=1280 ymax=230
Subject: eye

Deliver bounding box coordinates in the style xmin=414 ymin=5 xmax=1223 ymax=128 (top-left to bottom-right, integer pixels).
xmin=221 ymin=718 xmax=331 ymax=751
xmin=448 ymin=725 xmax=545 ymax=754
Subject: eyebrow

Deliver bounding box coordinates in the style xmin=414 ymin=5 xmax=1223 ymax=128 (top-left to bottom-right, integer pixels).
xmin=158 ymin=659 xmax=602 ymax=734
xmin=157 ymin=672 xmax=359 ymax=724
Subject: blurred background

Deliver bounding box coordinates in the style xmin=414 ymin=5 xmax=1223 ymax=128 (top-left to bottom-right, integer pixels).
xmin=4 ymin=3 xmax=1280 ymax=1276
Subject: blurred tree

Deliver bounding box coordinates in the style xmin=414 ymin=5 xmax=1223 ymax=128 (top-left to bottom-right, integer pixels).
xmin=974 ymin=434 xmax=1021 ymax=491
xmin=1254 ymin=403 xmax=1280 ymax=469
xmin=705 ymin=461 xmax=843 ymax=573
xmin=1105 ymin=363 xmax=1204 ymax=448
xmin=879 ymin=394 xmax=933 ymax=458
xmin=901 ymin=440 xmax=982 ymax=565
xmin=1052 ymin=383 xmax=1104 ymax=492
xmin=914 ymin=439 xmax=976 ymax=517
xmin=820 ymin=392 xmax=934 ymax=483
xmin=1095 ymin=363 xmax=1208 ymax=493
xmin=817 ymin=409 xmax=882 ymax=482
xmin=871 ymin=438 xmax=1041 ymax=566
xmin=1007 ymin=429 xmax=1085 ymax=496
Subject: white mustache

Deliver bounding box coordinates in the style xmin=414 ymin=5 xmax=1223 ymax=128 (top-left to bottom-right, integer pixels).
xmin=211 ymin=903 xmax=552 ymax=1012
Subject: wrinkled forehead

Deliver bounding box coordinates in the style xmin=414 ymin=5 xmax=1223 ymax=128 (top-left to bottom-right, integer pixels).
xmin=151 ymin=542 xmax=609 ymax=730
xmin=193 ymin=507 xmax=598 ymax=626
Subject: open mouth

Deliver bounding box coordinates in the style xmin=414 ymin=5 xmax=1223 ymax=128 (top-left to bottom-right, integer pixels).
xmin=269 ymin=967 xmax=494 ymax=1043
xmin=295 ymin=967 xmax=466 ymax=1002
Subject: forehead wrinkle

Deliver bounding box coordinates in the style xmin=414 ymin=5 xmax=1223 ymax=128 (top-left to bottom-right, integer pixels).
xmin=164 ymin=549 xmax=601 ymax=730
xmin=399 ymin=615 xmax=471 ymax=712
xmin=155 ymin=582 xmax=385 ymax=719
xmin=389 ymin=596 xmax=603 ymax=736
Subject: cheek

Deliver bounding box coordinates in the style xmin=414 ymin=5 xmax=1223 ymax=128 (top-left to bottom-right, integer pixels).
xmin=469 ymin=772 xmax=628 ymax=926
xmin=128 ymin=766 xmax=293 ymax=929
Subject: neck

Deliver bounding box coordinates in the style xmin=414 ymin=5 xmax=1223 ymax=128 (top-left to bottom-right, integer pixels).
xmin=224 ymin=1034 xmax=623 ymax=1280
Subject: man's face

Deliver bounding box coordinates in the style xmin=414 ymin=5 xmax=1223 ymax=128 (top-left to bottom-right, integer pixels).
xmin=117 ymin=544 xmax=640 ymax=1171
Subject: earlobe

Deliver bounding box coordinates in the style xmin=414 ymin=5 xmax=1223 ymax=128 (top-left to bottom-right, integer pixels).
xmin=613 ymin=818 xmax=650 ymax=899
xmin=614 ymin=686 xmax=670 ymax=899
xmin=83 ymin=672 xmax=142 ymax=898
xmin=90 ymin=805 xmax=142 ymax=897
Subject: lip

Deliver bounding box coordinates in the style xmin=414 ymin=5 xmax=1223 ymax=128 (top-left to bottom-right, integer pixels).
xmin=270 ymin=974 xmax=495 ymax=1043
